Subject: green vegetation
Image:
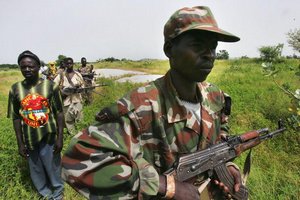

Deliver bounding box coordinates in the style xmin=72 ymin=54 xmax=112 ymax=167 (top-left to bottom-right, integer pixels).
xmin=258 ymin=43 xmax=284 ymax=62
xmin=0 ymin=59 xmax=299 ymax=199
xmin=261 ymin=61 xmax=300 ymax=130
xmin=0 ymin=64 xmax=18 ymax=70
xmin=216 ymin=49 xmax=229 ymax=60
xmin=287 ymin=28 xmax=300 ymax=54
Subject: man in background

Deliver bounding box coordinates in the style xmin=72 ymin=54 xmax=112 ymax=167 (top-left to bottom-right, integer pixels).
xmin=48 ymin=61 xmax=57 ymax=81
xmin=78 ymin=57 xmax=94 ymax=105
xmin=39 ymin=61 xmax=48 ymax=80
xmin=56 ymin=60 xmax=65 ymax=75
xmin=54 ymin=57 xmax=84 ymax=135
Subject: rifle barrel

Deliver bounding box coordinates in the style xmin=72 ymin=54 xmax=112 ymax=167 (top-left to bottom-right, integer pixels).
xmin=259 ymin=128 xmax=286 ymax=141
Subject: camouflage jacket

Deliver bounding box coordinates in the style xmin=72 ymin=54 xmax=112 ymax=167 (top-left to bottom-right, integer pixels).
xmin=78 ymin=65 xmax=94 ymax=85
xmin=62 ymin=71 xmax=230 ymax=199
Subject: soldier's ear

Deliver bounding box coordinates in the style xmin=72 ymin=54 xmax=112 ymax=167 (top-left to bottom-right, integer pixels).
xmin=163 ymin=41 xmax=173 ymax=58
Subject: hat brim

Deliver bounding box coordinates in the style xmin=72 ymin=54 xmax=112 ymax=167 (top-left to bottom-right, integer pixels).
xmin=181 ymin=25 xmax=240 ymax=42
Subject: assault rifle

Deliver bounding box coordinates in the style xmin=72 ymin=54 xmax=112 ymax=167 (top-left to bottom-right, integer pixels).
xmin=62 ymin=83 xmax=107 ymax=95
xmin=165 ymin=121 xmax=286 ymax=200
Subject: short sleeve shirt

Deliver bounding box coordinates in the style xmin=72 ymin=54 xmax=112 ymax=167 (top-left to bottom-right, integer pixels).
xmin=53 ymin=71 xmax=84 ymax=106
xmin=7 ymin=79 xmax=63 ymax=150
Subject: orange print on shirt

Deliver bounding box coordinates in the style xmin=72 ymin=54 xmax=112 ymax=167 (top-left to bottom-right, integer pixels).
xmin=20 ymin=93 xmax=50 ymax=128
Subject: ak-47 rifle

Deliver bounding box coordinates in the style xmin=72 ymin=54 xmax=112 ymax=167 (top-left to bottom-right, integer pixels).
xmin=62 ymin=83 xmax=107 ymax=95
xmin=165 ymin=121 xmax=286 ymax=200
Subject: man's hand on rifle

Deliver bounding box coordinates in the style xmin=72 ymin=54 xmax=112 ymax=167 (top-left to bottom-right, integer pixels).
xmin=214 ymin=165 xmax=242 ymax=198
xmin=158 ymin=167 xmax=242 ymax=199
xmin=174 ymin=180 xmax=200 ymax=200
xmin=158 ymin=175 xmax=200 ymax=200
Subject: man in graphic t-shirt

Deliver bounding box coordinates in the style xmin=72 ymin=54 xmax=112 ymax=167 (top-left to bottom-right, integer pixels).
xmin=7 ymin=50 xmax=64 ymax=200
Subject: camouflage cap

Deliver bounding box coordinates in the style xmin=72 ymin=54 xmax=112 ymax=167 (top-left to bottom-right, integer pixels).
xmin=164 ymin=6 xmax=240 ymax=42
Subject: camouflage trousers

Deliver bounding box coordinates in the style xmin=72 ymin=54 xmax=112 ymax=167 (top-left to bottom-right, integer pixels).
xmin=82 ymin=90 xmax=93 ymax=105
xmin=63 ymin=102 xmax=83 ymax=135
xmin=82 ymin=81 xmax=93 ymax=105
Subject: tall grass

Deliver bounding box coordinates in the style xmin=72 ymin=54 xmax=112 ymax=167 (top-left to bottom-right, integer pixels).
xmin=209 ymin=58 xmax=300 ymax=199
xmin=0 ymin=59 xmax=299 ymax=199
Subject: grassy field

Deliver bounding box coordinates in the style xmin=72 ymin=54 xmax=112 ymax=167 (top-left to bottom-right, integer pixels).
xmin=0 ymin=59 xmax=299 ymax=199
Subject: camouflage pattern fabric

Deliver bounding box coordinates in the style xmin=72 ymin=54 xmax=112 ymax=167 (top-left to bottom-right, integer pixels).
xmin=78 ymin=66 xmax=94 ymax=105
xmin=164 ymin=6 xmax=240 ymax=42
xmin=78 ymin=65 xmax=93 ymax=74
xmin=62 ymin=71 xmax=230 ymax=199
xmin=63 ymin=102 xmax=83 ymax=135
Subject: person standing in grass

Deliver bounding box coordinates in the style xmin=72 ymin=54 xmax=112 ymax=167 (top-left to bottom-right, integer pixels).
xmin=78 ymin=57 xmax=94 ymax=105
xmin=48 ymin=61 xmax=57 ymax=81
xmin=7 ymin=50 xmax=64 ymax=200
xmin=62 ymin=6 xmax=244 ymax=200
xmin=39 ymin=61 xmax=49 ymax=80
xmin=54 ymin=57 xmax=84 ymax=135
xmin=56 ymin=60 xmax=66 ymax=76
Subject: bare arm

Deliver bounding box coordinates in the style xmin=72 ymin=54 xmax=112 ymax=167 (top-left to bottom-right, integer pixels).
xmin=54 ymin=110 xmax=64 ymax=154
xmin=54 ymin=112 xmax=64 ymax=153
xmin=13 ymin=119 xmax=28 ymax=158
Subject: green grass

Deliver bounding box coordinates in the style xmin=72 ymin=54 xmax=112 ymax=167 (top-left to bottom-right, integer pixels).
xmin=209 ymin=58 xmax=300 ymax=199
xmin=0 ymin=59 xmax=299 ymax=199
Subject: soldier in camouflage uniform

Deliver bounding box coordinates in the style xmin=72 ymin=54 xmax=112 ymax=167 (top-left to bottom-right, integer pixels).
xmin=62 ymin=6 xmax=244 ymax=199
xmin=78 ymin=57 xmax=94 ymax=105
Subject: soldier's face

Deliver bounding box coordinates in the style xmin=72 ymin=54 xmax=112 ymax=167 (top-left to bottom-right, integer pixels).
xmin=168 ymin=31 xmax=218 ymax=82
xmin=19 ymin=57 xmax=40 ymax=80
xmin=81 ymin=58 xmax=86 ymax=65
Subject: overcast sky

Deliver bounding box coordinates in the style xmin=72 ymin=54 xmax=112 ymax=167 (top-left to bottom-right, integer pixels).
xmin=0 ymin=0 xmax=299 ymax=64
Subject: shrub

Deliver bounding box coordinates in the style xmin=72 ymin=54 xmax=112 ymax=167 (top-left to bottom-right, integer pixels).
xmin=258 ymin=43 xmax=284 ymax=62
xmin=287 ymin=28 xmax=300 ymax=54
xmin=216 ymin=49 xmax=229 ymax=60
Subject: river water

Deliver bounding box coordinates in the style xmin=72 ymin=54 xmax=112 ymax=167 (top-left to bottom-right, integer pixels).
xmin=94 ymin=69 xmax=163 ymax=83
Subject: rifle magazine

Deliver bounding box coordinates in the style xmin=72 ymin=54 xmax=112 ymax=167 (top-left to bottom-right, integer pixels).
xmin=214 ymin=164 xmax=248 ymax=200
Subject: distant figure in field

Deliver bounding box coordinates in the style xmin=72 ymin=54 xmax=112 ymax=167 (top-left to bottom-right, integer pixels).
xmin=47 ymin=61 xmax=57 ymax=81
xmin=54 ymin=57 xmax=84 ymax=135
xmin=78 ymin=57 xmax=94 ymax=105
xmin=56 ymin=60 xmax=66 ymax=75
xmin=39 ymin=61 xmax=49 ymax=80
xmin=7 ymin=50 xmax=64 ymax=200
